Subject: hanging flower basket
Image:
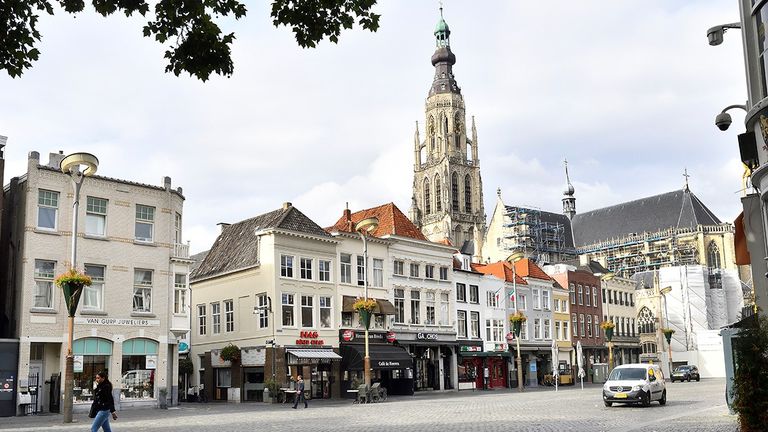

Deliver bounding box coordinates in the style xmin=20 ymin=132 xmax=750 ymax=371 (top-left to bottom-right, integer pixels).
xmin=600 ymin=321 xmax=615 ymax=342
xmin=662 ymin=328 xmax=675 ymax=344
xmin=509 ymin=312 xmax=527 ymax=337
xmin=220 ymin=344 xmax=241 ymax=362
xmin=54 ymin=268 xmax=92 ymax=317
xmin=353 ymin=298 xmax=377 ymax=330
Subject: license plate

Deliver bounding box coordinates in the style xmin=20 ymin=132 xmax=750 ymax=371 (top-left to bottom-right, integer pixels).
xmin=614 ymin=393 xmax=627 ymax=399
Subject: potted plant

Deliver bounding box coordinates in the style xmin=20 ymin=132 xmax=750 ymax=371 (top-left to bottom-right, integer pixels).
xmin=158 ymin=387 xmax=168 ymax=409
xmin=264 ymin=379 xmax=280 ymax=403
xmin=54 ymin=268 xmax=92 ymax=317
xmin=601 ymin=321 xmax=616 ymax=342
xmin=662 ymin=328 xmax=675 ymax=345
xmin=509 ymin=312 xmax=527 ymax=337
xmin=353 ymin=298 xmax=377 ymax=330
xmin=219 ymin=344 xmax=240 ymax=362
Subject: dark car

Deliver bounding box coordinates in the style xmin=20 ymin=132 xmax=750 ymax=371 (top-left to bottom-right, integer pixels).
xmin=671 ymin=365 xmax=700 ymax=382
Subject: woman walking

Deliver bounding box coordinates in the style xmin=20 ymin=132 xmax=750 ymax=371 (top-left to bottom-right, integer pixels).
xmin=90 ymin=371 xmax=118 ymax=432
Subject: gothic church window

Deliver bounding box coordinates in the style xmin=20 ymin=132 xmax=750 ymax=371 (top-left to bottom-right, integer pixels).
xmin=451 ymin=173 xmax=459 ymax=211
xmin=454 ymin=113 xmax=462 ymax=148
xmin=637 ymin=307 xmax=656 ymax=334
xmin=707 ymin=241 xmax=721 ymax=269
xmin=424 ymin=179 xmax=431 ymax=215
xmin=428 ymin=116 xmax=436 ymax=152
xmin=434 ymin=175 xmax=442 ymax=212
xmin=464 ymin=175 xmax=472 ymax=213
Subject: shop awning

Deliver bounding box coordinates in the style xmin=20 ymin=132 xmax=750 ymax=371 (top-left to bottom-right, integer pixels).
xmin=341 ymin=344 xmax=412 ymax=370
xmin=286 ymin=349 xmax=342 ymax=365
xmin=341 ymin=295 xmax=396 ymax=315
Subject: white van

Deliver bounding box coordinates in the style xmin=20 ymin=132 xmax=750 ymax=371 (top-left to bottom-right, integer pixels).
xmin=602 ymin=363 xmax=666 ymax=407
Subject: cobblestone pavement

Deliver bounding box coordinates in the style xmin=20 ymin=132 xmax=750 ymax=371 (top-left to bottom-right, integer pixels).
xmin=0 ymin=379 xmax=737 ymax=432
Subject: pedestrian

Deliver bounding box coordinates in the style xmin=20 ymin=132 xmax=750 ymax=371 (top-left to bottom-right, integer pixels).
xmin=292 ymin=375 xmax=307 ymax=409
xmin=89 ymin=371 xmax=117 ymax=432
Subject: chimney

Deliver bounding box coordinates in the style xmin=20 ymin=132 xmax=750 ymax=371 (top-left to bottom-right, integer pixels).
xmin=163 ymin=176 xmax=172 ymax=190
xmin=0 ymin=135 xmax=6 ymax=158
xmin=282 ymin=202 xmax=292 ymax=210
xmin=344 ymin=202 xmax=352 ymax=232
xmin=29 ymin=151 xmax=40 ymax=161
xmin=47 ymin=151 xmax=65 ymax=169
xmin=217 ymin=222 xmax=230 ymax=233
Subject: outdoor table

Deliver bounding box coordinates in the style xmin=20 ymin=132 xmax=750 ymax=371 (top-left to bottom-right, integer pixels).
xmin=280 ymin=388 xmax=297 ymax=403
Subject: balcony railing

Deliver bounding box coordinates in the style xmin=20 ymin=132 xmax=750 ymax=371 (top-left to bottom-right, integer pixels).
xmin=173 ymin=242 xmax=190 ymax=259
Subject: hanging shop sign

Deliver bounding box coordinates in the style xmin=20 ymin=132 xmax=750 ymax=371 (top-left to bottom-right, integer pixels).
xmin=73 ymin=356 xmax=84 ymax=373
xmin=296 ymin=330 xmax=325 ymax=346
xmin=386 ymin=331 xmax=396 ymax=343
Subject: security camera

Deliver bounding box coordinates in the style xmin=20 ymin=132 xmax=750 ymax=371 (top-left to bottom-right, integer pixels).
xmin=715 ymin=112 xmax=732 ymax=131
xmin=707 ymin=27 xmax=724 ymax=46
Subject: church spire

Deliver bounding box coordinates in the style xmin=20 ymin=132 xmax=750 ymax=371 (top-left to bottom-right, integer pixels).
xmin=429 ymin=7 xmax=460 ymax=96
xmin=563 ymin=158 xmax=576 ymax=220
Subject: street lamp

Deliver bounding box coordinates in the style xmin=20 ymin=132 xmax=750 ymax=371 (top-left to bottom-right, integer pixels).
xmin=660 ymin=286 xmax=673 ymax=376
xmin=599 ymin=271 xmax=616 ymax=371
xmin=355 ymin=216 xmax=379 ymax=389
xmin=59 ymin=152 xmax=99 ymax=424
xmin=507 ymin=251 xmax=525 ymax=392
xmin=706 ymin=22 xmax=741 ymax=46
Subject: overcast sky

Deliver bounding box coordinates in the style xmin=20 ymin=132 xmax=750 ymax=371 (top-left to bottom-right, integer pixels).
xmin=0 ymin=1 xmax=748 ymax=254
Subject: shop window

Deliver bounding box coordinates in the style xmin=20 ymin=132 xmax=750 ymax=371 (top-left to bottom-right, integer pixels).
xmin=121 ymin=338 xmax=158 ymax=400
xmin=73 ymin=338 xmax=113 ymax=403
xmin=216 ymin=368 xmax=231 ymax=388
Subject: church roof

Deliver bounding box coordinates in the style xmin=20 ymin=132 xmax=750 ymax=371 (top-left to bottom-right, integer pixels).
xmin=327 ymin=202 xmax=428 ymax=241
xmin=571 ymin=188 xmax=723 ymax=248
xmin=191 ymin=204 xmax=329 ymax=281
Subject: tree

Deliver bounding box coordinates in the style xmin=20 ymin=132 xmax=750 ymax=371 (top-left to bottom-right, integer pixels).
xmin=0 ymin=0 xmax=380 ymax=81
xmin=731 ymin=312 xmax=768 ymax=432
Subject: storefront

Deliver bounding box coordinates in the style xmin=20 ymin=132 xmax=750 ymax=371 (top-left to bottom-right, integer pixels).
xmin=339 ymin=329 xmax=413 ymax=396
xmin=395 ymin=331 xmax=456 ymax=392
xmin=120 ymin=338 xmax=158 ymax=401
xmin=240 ymin=346 xmax=267 ymax=402
xmin=285 ymin=347 xmax=342 ymax=400
xmin=457 ymin=343 xmax=510 ymax=390
xmin=72 ymin=338 xmax=113 ymax=403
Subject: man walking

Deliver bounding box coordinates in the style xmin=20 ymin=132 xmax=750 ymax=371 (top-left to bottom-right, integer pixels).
xmin=292 ymin=375 xmax=308 ymax=409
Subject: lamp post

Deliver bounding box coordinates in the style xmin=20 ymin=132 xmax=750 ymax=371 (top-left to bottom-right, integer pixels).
xmin=507 ymin=252 xmax=525 ymax=392
xmin=59 ymin=152 xmax=99 ymax=423
xmin=355 ymin=217 xmax=379 ymax=389
xmin=599 ymin=271 xmax=615 ymax=371
xmin=660 ymin=286 xmax=673 ymax=377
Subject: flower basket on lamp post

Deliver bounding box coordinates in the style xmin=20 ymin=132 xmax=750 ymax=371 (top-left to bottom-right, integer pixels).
xmin=509 ymin=311 xmax=527 ymax=336
xmin=55 ymin=269 xmax=92 ymax=317
xmin=353 ymin=298 xmax=377 ymax=330
xmin=509 ymin=311 xmax=527 ymax=391
xmin=662 ymin=328 xmax=675 ymax=345
xmin=600 ymin=321 xmax=616 ymax=370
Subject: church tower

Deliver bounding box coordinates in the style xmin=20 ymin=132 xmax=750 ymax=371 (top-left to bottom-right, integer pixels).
xmin=562 ymin=159 xmax=576 ymax=220
xmin=409 ymin=9 xmax=486 ymax=248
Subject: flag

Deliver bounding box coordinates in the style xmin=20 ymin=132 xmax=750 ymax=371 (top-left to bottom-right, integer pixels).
xmin=509 ymin=288 xmax=516 ymax=303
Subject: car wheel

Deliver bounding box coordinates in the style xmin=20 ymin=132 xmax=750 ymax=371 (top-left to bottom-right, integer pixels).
xmin=642 ymin=392 xmax=651 ymax=407
xmin=670 ymin=379 xmax=675 ymax=383
xmin=604 ymin=401 xmax=612 ymax=407
xmin=659 ymin=390 xmax=667 ymax=406
xmin=696 ymin=376 xmax=700 ymax=382
xmin=687 ymin=376 xmax=691 ymax=382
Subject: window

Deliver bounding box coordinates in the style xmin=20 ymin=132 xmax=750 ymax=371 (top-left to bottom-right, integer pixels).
xmin=37 ymin=189 xmax=58 ymax=230
xmin=579 ymin=314 xmax=585 ymax=337
xmin=631 ymin=318 xmax=636 ymax=336
xmin=584 ymin=286 xmax=590 ymax=306
xmin=425 ymin=265 xmax=434 ymax=279
xmin=280 ymin=255 xmax=294 ymax=278
xmin=578 ymin=285 xmax=583 ymax=305
xmin=301 ymin=295 xmax=313 ymax=328
xmin=707 ymin=241 xmax=722 ymax=268
xmin=257 ymin=293 xmax=269 ymax=328
xmin=470 ymin=311 xmax=480 ymax=338
xmin=319 ymin=260 xmax=331 ymax=282
xmin=225 ymin=300 xmax=234 ymax=332
xmin=372 ymin=259 xmax=383 ymax=287
xmin=320 ymin=296 xmax=331 ymax=328
xmin=439 ymin=267 xmax=448 ymax=280
xmin=490 ymin=319 xmax=504 ymax=342
xmin=132 ymin=269 xmax=152 ymax=313
xmin=394 ymin=289 xmax=405 ymax=324
xmin=602 ymin=288 xmax=606 ymax=303
xmin=216 ymin=368 xmax=231 ymax=388
xmin=357 ymin=256 xmax=365 ymax=286
xmin=464 ymin=175 xmax=472 ymax=213
xmin=211 ymin=302 xmax=221 ymax=334
xmin=134 ymin=204 xmax=154 ymax=242
xmin=340 ymin=253 xmax=352 ymax=283
xmin=469 ymin=285 xmax=479 ymax=304
xmin=409 ymin=263 xmax=420 ymax=278
xmin=457 ymin=311 xmax=467 ymax=338
xmin=33 ymin=260 xmax=55 ymax=308
xmin=554 ymin=297 xmax=560 ymax=312
xmin=630 ymin=293 xmax=634 ymax=307
xmin=569 ymin=283 xmax=575 ymax=304
xmin=572 ymin=314 xmax=578 ymax=337
xmin=533 ymin=289 xmax=541 ymax=309
xmin=81 ymin=265 xmax=105 ymax=311
xmin=198 ymin=305 xmax=207 ymax=335
xmin=85 ymin=196 xmax=107 ymax=236
xmin=374 ymin=314 xmax=385 ymax=329
xmin=440 ymin=293 xmax=449 ymax=325
xmin=410 ymin=291 xmax=421 ymax=324
xmin=594 ymin=315 xmax=600 ymax=338
xmin=486 ymin=320 xmax=492 ymax=341
xmin=435 ymin=175 xmax=442 ymax=212
xmin=456 ymin=283 xmax=466 ymax=302
xmin=561 ymin=299 xmax=568 ymax=313
xmin=587 ymin=315 xmax=593 ymax=337
xmin=174 ymin=212 xmax=182 ymax=243
xmin=300 ymin=258 xmax=312 ymax=280
xmin=282 ymin=293 xmax=295 ymax=327
xmin=394 ymin=260 xmax=404 ymax=276
xmin=544 ymin=319 xmax=551 ymax=339
xmin=451 ymin=173 xmax=459 ymax=211
xmin=608 ymin=290 xmax=613 ymax=304
xmin=518 ymin=294 xmax=527 ymax=311
xmin=425 ymin=292 xmax=435 ymax=325
xmin=487 ymin=290 xmax=498 ymax=308
xmin=592 ymin=287 xmax=597 ymax=306
xmin=555 ymin=321 xmax=561 ymax=340
xmin=520 ymin=321 xmax=528 ymax=340
xmin=173 ymin=274 xmax=187 ymax=314
xmin=564 ymin=321 xmax=570 ymax=341
xmin=534 ymin=318 xmax=541 ymax=339
xmin=424 ymin=179 xmax=431 ymax=214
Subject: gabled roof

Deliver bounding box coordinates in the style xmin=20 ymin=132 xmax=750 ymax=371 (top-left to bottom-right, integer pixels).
xmin=191 ymin=204 xmax=330 ymax=281
xmin=473 ymin=261 xmax=527 ymax=285
xmin=327 ymin=203 xmax=428 ymax=241
xmin=571 ymin=188 xmax=723 ymax=247
xmin=513 ymin=258 xmax=554 ymax=282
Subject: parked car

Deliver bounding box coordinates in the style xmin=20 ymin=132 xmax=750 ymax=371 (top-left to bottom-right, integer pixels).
xmin=602 ymin=363 xmax=666 ymax=407
xmin=671 ymin=365 xmax=700 ymax=382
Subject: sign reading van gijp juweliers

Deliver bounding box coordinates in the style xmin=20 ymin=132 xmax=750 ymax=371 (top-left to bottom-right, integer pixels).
xmin=74 ymin=317 xmax=160 ymax=327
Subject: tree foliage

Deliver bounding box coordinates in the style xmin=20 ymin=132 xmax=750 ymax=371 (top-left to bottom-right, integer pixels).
xmin=0 ymin=0 xmax=380 ymax=81
xmin=731 ymin=313 xmax=768 ymax=432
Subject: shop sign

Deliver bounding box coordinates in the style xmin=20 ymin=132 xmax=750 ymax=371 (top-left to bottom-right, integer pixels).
xmin=386 ymin=331 xmax=396 ymax=343
xmin=376 ymin=361 xmax=402 ymax=368
xmin=73 ymin=356 xmax=84 ymax=373
xmin=178 ymin=342 xmax=189 ymax=354
xmin=505 ymin=332 xmax=515 ymax=342
xmin=146 ymin=355 xmax=157 ymax=370
xmin=460 ymin=345 xmax=482 ymax=352
xmin=75 ymin=317 xmax=160 ymax=327
xmin=339 ymin=330 xmax=387 ymax=341
xmin=342 ymin=329 xmax=355 ymax=342
xmin=296 ymin=330 xmax=325 ymax=346
xmin=493 ymin=343 xmax=508 ymax=352
xmin=416 ymin=333 xmax=438 ymax=341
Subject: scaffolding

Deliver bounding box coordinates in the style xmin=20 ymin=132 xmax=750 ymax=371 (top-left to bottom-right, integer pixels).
xmin=501 ymin=205 xmax=575 ymax=264
xmin=588 ymin=233 xmax=700 ymax=278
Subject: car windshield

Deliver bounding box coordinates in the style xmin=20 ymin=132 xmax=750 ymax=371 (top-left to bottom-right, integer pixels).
xmin=608 ymin=368 xmax=647 ymax=381
xmin=675 ymin=366 xmax=691 ymax=372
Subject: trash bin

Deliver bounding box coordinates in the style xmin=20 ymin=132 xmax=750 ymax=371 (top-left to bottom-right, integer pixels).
xmin=592 ymin=363 xmax=609 ymax=384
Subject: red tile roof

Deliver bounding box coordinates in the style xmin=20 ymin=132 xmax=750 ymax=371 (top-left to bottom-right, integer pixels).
xmin=473 ymin=261 xmax=527 ymax=285
xmin=327 ymin=202 xmax=428 ymax=241
xmin=513 ymin=258 xmax=554 ymax=282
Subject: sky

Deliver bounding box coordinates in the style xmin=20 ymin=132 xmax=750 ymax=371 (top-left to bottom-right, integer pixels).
xmin=0 ymin=1 xmax=749 ymax=254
